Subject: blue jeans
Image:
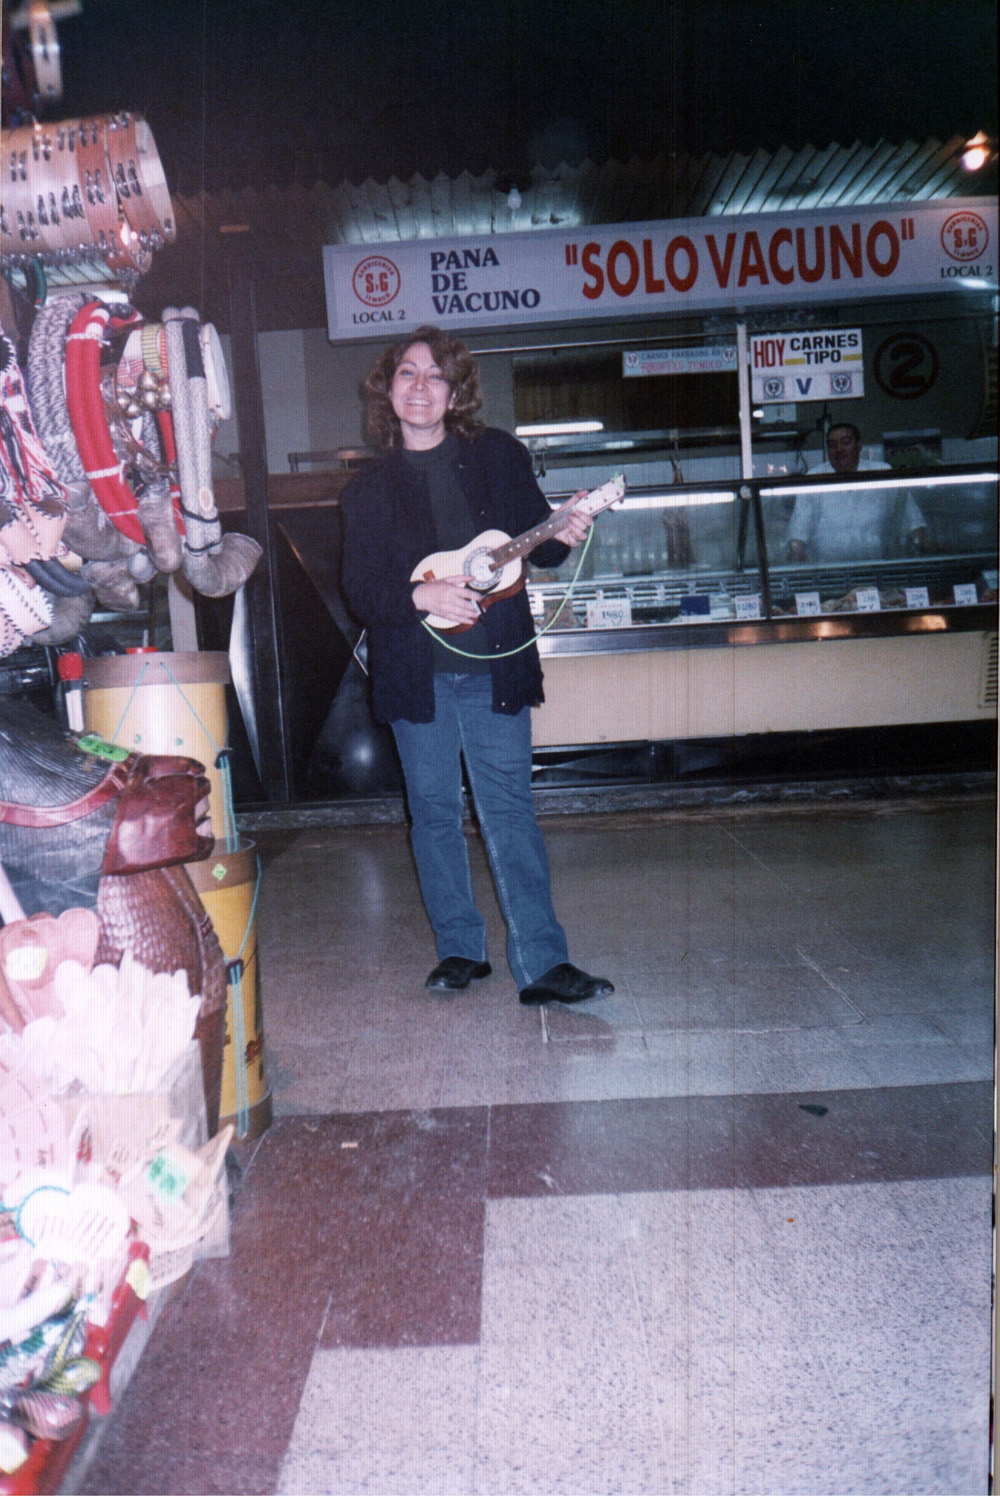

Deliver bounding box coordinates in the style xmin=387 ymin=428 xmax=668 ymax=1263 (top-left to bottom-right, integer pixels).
xmin=391 ymin=673 xmax=568 ymax=988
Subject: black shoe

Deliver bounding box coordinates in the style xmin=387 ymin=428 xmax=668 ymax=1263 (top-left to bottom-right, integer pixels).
xmin=519 ymin=962 xmax=615 ymax=1006
xmin=426 ymin=956 xmax=492 ymax=991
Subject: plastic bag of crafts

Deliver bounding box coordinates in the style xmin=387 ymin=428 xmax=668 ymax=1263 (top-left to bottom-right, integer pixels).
xmin=59 ymin=1087 xmax=232 ymax=1292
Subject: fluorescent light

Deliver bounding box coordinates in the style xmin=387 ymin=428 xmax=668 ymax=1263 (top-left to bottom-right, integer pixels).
xmin=761 ymin=472 xmax=996 ymax=498
xmin=619 ymin=492 xmax=735 ymax=510
xmin=515 ymin=420 xmax=604 ymax=437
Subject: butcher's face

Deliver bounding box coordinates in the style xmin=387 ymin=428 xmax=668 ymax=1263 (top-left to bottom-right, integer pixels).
xmin=102 ymin=755 xmax=213 ymax=875
xmin=827 ymin=427 xmax=863 ymax=473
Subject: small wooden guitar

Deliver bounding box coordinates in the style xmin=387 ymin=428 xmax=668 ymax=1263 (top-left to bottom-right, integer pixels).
xmin=412 ymin=473 xmax=626 ymax=632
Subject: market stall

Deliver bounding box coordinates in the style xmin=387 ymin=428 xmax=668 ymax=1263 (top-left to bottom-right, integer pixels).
xmin=0 ymin=6 xmax=268 ymax=1486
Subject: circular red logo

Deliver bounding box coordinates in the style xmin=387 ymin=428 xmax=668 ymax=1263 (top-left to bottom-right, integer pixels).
xmin=940 ymin=211 xmax=989 ymax=262
xmin=352 ymin=255 xmax=401 ymax=307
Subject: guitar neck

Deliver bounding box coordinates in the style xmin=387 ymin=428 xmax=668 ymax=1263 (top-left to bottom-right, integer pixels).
xmin=490 ymin=477 xmax=624 ymax=569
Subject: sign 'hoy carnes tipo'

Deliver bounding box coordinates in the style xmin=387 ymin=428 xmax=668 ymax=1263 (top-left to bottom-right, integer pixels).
xmin=323 ymin=199 xmax=996 ymax=341
xmin=750 ymin=328 xmax=865 ymax=403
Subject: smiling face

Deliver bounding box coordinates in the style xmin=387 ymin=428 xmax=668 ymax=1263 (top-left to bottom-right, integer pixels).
xmin=827 ymin=425 xmax=863 ymax=473
xmin=389 ymin=341 xmax=456 ymax=450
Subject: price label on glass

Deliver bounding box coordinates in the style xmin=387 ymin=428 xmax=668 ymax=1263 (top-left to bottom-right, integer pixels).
xmin=953 ymin=583 xmax=979 ymax=606
xmin=734 ymin=594 xmax=762 ymax=620
xmin=855 ymin=587 xmax=881 ymax=612
xmin=795 ymin=592 xmax=821 ymax=616
xmin=905 ymin=586 xmax=930 ymax=609
xmin=586 ymin=597 xmax=633 ymax=629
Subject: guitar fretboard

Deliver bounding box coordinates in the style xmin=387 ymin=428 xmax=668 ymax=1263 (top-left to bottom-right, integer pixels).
xmin=489 ymin=477 xmax=624 ymax=568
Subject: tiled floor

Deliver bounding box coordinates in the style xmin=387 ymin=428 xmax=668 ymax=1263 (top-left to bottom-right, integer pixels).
xmin=79 ymin=795 xmax=995 ymax=1495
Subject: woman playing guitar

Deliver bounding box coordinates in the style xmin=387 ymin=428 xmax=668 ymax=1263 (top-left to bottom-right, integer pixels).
xmin=340 ymin=325 xmax=615 ymax=1007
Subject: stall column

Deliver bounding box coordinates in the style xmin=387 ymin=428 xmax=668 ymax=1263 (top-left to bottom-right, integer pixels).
xmin=224 ymin=233 xmax=293 ymax=804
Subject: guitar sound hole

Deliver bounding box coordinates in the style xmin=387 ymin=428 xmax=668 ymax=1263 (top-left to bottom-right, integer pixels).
xmin=466 ymin=548 xmax=502 ymax=589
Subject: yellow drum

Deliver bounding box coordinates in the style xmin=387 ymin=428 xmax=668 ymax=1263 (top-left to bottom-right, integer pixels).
xmin=186 ymin=840 xmax=271 ymax=1140
xmin=81 ymin=651 xmax=234 ymax=842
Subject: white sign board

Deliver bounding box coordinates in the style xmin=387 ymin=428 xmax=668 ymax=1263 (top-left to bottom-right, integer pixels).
xmin=324 ymin=200 xmax=997 ymax=341
xmin=622 ymin=347 xmax=738 ymax=376
xmin=750 ymin=328 xmax=864 ymax=403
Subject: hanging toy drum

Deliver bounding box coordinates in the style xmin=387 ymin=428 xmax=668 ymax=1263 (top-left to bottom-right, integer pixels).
xmin=80 ymin=650 xmax=234 ymax=843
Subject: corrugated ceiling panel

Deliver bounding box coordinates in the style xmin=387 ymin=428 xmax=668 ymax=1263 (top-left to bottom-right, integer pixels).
xmin=703 ymin=150 xmax=753 ymax=214
xmin=686 ymin=153 xmax=730 ymax=216
xmin=386 ymin=175 xmax=419 ymax=242
xmin=740 ymin=144 xmax=797 ymax=214
xmin=848 ymin=140 xmax=906 ymax=203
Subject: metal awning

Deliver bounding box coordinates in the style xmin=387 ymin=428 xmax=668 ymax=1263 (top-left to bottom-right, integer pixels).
xmin=325 ymin=135 xmax=990 ymax=244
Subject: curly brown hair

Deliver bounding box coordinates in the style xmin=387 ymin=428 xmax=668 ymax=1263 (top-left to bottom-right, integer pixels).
xmin=363 ymin=325 xmax=484 ymax=450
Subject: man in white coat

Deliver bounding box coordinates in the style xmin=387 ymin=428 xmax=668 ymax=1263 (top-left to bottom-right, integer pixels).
xmin=787 ymin=422 xmax=927 ymax=563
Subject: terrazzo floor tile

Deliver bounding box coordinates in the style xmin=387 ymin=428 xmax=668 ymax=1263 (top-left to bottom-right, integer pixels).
xmin=615 ymin=1190 xmax=751 ymax=1490
xmin=884 ymin=1175 xmax=998 ymax=1304
xmin=847 ymin=1015 xmax=995 ymax=1087
xmin=733 ymin=1422 xmax=990 ymax=1497
xmin=488 ymin=1094 xmax=737 ymax=1197
xmin=539 ymin=992 xmax=640 ymax=1040
xmin=645 ymin=963 xmax=864 ymax=1033
xmin=269 ymin=1040 xmax=362 ymax=1116
xmin=727 ymin=1023 xmax=874 ymax=1096
xmin=474 ymin=1195 xmax=673 ymax=1496
xmin=485 ymin=1082 xmax=992 ymax=1199
xmin=841 ymin=954 xmax=995 ymax=1017
xmin=734 ymin=1179 xmax=992 ymax=1465
xmin=928 ymin=1005 xmax=997 ymax=1049
xmin=737 ymin=1081 xmax=992 ymax=1187
xmin=277 ymin=1347 xmax=480 ymax=1495
xmin=316 ymin=1194 xmax=485 ymax=1348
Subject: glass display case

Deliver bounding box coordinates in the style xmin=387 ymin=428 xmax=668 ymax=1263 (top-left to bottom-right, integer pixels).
xmin=522 ymin=463 xmax=996 ymax=757
xmin=525 ymin=466 xmax=997 ymax=644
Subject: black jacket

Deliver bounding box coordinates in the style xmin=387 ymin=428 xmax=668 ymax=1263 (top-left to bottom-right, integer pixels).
xmin=340 ymin=427 xmax=569 ymax=724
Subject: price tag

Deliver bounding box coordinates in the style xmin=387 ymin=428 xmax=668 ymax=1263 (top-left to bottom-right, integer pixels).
xmin=734 ymin=594 xmax=762 ymax=620
xmin=76 ymin=734 xmax=130 ymax=762
xmin=795 ymin=592 xmax=821 ymax=616
xmin=585 ymin=597 xmax=632 ymax=630
xmin=953 ymin=583 xmax=979 ymax=606
xmin=905 ymin=586 xmax=930 ymax=609
xmin=855 ymin=587 xmax=881 ymax=612
xmin=147 ymin=1150 xmax=191 ymax=1203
